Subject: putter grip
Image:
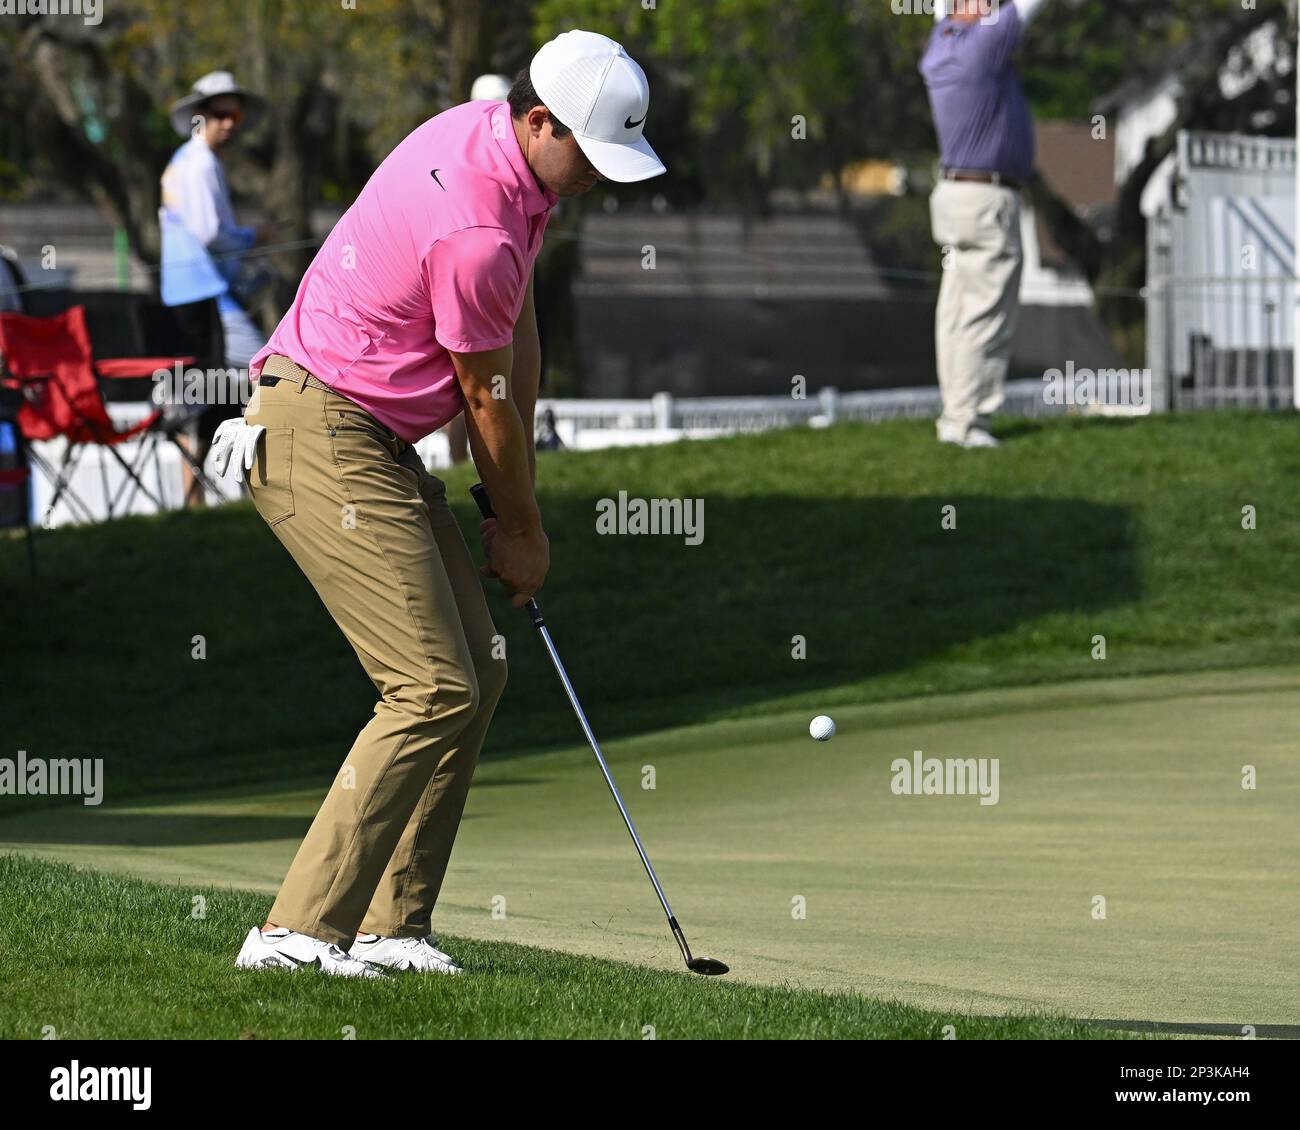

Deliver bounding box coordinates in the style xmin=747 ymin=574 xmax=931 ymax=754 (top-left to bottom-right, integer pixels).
xmin=470 ymin=482 xmax=496 ymax=521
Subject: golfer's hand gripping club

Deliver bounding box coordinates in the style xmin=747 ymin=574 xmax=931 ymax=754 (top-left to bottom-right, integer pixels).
xmin=471 ymin=483 xmax=546 ymax=627
xmin=470 ymin=482 xmax=548 ymax=610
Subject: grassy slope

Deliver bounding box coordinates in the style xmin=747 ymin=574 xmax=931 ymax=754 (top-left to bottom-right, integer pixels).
xmin=4 ymin=413 xmax=1300 ymax=813
xmin=0 ymin=853 xmax=1133 ymax=1040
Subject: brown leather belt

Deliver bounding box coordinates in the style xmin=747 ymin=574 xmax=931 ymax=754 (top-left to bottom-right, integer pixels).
xmin=257 ymin=353 xmax=334 ymax=393
xmin=941 ymin=168 xmax=1023 ymax=191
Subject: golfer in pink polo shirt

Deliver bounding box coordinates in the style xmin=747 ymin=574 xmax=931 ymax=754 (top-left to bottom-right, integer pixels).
xmin=230 ymin=30 xmax=665 ymax=978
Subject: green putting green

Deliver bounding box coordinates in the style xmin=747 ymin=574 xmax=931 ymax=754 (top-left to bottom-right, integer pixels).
xmin=4 ymin=665 xmax=1294 ymax=1030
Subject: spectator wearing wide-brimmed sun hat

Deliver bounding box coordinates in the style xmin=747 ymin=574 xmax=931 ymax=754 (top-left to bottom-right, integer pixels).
xmin=160 ymin=71 xmax=272 ymax=505
xmin=166 ymin=69 xmax=266 ymax=140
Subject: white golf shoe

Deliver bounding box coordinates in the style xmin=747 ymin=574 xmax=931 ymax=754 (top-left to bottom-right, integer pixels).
xmin=961 ymin=427 xmax=1001 ymax=449
xmin=235 ymin=926 xmax=387 ymax=978
xmin=351 ymin=933 xmax=464 ymax=974
xmin=938 ymin=423 xmax=1001 ymax=449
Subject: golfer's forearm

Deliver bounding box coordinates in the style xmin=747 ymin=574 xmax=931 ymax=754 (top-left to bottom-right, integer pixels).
xmin=463 ymin=396 xmax=541 ymax=535
xmin=452 ymin=343 xmax=540 ymax=534
xmin=512 ymin=335 xmax=540 ymax=487
xmin=512 ymin=273 xmax=541 ymax=485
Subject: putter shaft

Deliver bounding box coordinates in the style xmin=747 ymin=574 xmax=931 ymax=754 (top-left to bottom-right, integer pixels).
xmin=470 ymin=483 xmax=724 ymax=974
xmin=532 ymin=616 xmax=681 ymax=935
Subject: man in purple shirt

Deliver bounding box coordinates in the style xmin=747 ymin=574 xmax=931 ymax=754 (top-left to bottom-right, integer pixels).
xmin=920 ymin=0 xmax=1041 ymax=448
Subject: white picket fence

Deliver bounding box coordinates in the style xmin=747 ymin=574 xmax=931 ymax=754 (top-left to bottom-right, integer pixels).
xmin=28 ymin=380 xmax=1061 ymax=527
xmin=534 ymin=379 xmax=1059 ymax=451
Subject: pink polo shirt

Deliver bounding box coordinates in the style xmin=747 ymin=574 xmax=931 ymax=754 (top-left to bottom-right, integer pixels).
xmin=250 ymin=100 xmax=556 ymax=442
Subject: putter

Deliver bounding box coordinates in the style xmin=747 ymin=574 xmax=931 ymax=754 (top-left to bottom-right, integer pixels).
xmin=471 ymin=482 xmax=728 ymax=977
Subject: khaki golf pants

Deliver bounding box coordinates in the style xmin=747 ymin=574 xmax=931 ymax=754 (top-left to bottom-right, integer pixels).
xmin=929 ymin=179 xmax=1024 ymax=438
xmin=244 ymin=354 xmax=505 ymax=948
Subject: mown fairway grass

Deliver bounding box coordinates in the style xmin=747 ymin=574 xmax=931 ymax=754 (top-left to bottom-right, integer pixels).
xmin=2 ymin=413 xmax=1298 ymax=1038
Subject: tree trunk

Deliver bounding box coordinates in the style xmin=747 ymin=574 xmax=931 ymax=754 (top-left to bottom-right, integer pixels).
xmin=447 ymin=0 xmax=493 ymax=102
xmin=24 ymin=26 xmax=166 ymax=265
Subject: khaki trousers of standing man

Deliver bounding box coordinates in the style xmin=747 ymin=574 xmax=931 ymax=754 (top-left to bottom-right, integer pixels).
xmin=929 ymin=179 xmax=1025 ymax=440
xmin=244 ymin=353 xmax=506 ymax=949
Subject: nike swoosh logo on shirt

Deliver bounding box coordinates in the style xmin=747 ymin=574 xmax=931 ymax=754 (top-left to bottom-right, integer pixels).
xmin=624 ymin=114 xmax=646 ymax=130
xmin=430 ymin=169 xmax=446 ymax=190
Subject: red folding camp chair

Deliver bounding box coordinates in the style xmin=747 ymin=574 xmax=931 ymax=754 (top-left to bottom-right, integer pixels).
xmin=0 ymin=305 xmax=195 ymax=525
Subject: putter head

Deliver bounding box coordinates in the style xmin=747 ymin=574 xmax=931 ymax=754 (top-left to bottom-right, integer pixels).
xmin=687 ymin=956 xmax=729 ymax=976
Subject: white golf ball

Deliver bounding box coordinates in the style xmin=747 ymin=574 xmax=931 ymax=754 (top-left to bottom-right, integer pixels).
xmin=809 ymin=715 xmax=836 ymax=741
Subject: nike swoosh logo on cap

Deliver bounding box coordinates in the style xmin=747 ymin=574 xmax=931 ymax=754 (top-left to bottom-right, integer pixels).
xmin=624 ymin=113 xmax=646 ymax=130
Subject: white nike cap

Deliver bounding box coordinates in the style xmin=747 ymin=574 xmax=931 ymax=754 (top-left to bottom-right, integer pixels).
xmin=529 ymin=30 xmax=666 ymax=184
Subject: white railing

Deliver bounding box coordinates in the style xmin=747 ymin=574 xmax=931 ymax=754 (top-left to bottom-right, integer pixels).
xmin=525 ymin=380 xmax=1063 ymax=454
xmin=26 ymin=381 xmax=1063 ymax=526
